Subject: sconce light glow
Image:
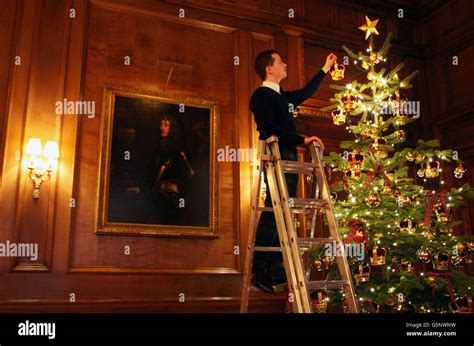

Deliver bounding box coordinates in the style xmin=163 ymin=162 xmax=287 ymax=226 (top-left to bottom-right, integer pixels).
xmin=44 ymin=141 xmax=59 ymax=159
xmin=26 ymin=138 xmax=42 ymax=157
xmin=24 ymin=138 xmax=59 ymax=199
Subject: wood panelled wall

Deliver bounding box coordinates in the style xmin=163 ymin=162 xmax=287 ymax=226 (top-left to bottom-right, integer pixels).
xmin=0 ymin=0 xmax=472 ymax=312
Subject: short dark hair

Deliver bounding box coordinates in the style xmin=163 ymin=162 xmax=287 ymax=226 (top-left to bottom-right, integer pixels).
xmin=255 ymin=49 xmax=277 ymax=80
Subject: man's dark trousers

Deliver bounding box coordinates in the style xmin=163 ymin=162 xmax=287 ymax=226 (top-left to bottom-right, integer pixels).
xmin=252 ymin=145 xmax=298 ymax=283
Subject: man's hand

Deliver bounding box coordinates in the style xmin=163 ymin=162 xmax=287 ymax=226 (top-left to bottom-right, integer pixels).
xmin=304 ymin=136 xmax=325 ymax=151
xmin=322 ymin=53 xmax=337 ymax=73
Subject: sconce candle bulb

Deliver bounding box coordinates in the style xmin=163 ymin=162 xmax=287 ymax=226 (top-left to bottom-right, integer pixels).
xmin=25 ymin=138 xmax=59 ymax=199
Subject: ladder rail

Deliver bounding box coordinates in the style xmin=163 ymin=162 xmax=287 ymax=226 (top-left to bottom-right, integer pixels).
xmin=267 ymin=137 xmax=313 ymax=313
xmin=309 ymin=144 xmax=360 ymax=313
xmin=240 ymin=141 xmax=266 ymax=313
xmin=264 ymin=154 xmax=305 ymax=313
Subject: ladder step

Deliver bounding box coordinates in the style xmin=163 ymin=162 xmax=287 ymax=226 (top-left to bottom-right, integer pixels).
xmin=308 ymin=280 xmax=348 ymax=290
xmin=257 ymin=206 xmax=310 ymax=214
xmin=281 ymin=161 xmax=319 ymax=174
xmin=290 ymin=198 xmax=329 ymax=209
xmin=255 ymin=238 xmax=334 ymax=253
xmin=298 ymin=237 xmax=335 ymax=249
xmin=254 ymin=246 xmax=281 ymax=252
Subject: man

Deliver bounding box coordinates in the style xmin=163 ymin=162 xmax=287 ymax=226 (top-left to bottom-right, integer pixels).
xmin=249 ymin=49 xmax=337 ymax=293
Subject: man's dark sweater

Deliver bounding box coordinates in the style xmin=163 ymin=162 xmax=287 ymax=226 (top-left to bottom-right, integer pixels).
xmin=249 ymin=69 xmax=326 ymax=152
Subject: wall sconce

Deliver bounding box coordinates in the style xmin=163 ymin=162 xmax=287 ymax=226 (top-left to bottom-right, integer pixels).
xmin=25 ymin=138 xmax=59 ymax=199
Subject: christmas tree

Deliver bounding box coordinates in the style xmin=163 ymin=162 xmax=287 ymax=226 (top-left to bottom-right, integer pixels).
xmin=313 ymin=16 xmax=474 ymax=313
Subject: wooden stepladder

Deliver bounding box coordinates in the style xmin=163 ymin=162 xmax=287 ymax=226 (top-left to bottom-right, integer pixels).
xmin=240 ymin=135 xmax=359 ymax=313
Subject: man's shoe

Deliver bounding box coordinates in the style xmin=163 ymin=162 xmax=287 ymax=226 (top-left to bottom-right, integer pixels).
xmin=273 ymin=282 xmax=288 ymax=293
xmin=251 ymin=273 xmax=275 ymax=293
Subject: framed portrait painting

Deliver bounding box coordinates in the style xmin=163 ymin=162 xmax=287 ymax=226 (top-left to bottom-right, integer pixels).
xmin=96 ymin=85 xmax=219 ymax=238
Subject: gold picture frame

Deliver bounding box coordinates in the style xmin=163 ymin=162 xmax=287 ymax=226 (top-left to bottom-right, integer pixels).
xmin=96 ymin=85 xmax=219 ymax=238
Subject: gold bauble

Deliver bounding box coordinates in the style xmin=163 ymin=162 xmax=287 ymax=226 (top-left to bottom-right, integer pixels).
xmin=396 ymin=195 xmax=411 ymax=207
xmin=454 ymin=164 xmax=466 ymax=179
xmin=394 ymin=129 xmax=406 ymax=138
xmin=405 ymin=152 xmax=415 ymax=161
xmin=365 ymin=193 xmax=380 ymax=207
xmin=425 ymin=161 xmax=440 ymax=178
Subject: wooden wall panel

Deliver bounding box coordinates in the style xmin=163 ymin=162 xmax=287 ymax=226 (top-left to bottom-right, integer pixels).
xmin=0 ymin=0 xmax=20 ymax=274
xmin=70 ymin=3 xmax=238 ymax=273
xmin=0 ymin=0 xmax=18 ymax=180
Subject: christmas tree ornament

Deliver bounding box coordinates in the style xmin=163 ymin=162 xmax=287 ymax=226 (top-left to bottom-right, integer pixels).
xmin=365 ymin=193 xmax=380 ymax=207
xmin=405 ymin=151 xmax=415 ymax=161
xmin=369 ymin=246 xmax=387 ymax=266
xmin=345 ymin=169 xmax=359 ymax=178
xmin=322 ymin=256 xmax=335 ymax=270
xmin=396 ymin=195 xmax=411 ymax=207
xmin=454 ymin=164 xmax=466 ymax=179
xmin=399 ymin=219 xmax=418 ymax=233
xmin=382 ymin=184 xmax=394 ymax=195
xmin=353 ymin=229 xmax=366 ymax=243
xmin=432 ymin=253 xmax=450 ymax=271
xmin=399 ymin=259 xmax=413 ymax=273
xmin=342 ymin=298 xmax=349 ymax=313
xmin=341 ymin=94 xmax=357 ymax=112
xmin=417 ymin=167 xmax=425 ymax=177
xmin=391 ymin=255 xmax=399 ymax=264
xmin=354 ymin=262 xmax=371 ymax=282
xmin=371 ymin=138 xmax=387 ymax=157
xmin=417 ymin=248 xmax=432 ymax=263
xmin=415 ymin=153 xmax=425 ymax=163
xmin=360 ymin=128 xmax=371 ymax=139
xmin=425 ymin=161 xmax=440 ymax=178
xmin=374 ymin=137 xmax=387 ymax=146
xmin=455 ymin=242 xmax=467 ymax=256
xmin=451 ymin=254 xmax=463 ymax=267
xmin=386 ymin=296 xmax=396 ymax=307
xmin=347 ymin=149 xmax=364 ymax=176
xmin=358 ymin=16 xmax=380 ymax=40
xmin=332 ymin=109 xmax=346 ymax=125
xmin=329 ymin=62 xmax=345 ymax=81
xmin=394 ymin=129 xmax=406 ymax=138
xmin=434 ymin=203 xmax=451 ymax=222
xmin=311 ymin=291 xmax=329 ymax=313
xmin=313 ymin=259 xmax=323 ymax=271
xmin=369 ymin=52 xmax=380 ymax=65
xmin=454 ymin=296 xmax=473 ymax=313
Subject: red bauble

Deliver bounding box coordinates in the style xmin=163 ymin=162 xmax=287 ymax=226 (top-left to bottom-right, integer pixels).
xmin=353 ymin=229 xmax=365 ymax=243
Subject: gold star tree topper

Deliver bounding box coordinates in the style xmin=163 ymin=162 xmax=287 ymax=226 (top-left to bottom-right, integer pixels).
xmin=358 ymin=16 xmax=380 ymax=40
